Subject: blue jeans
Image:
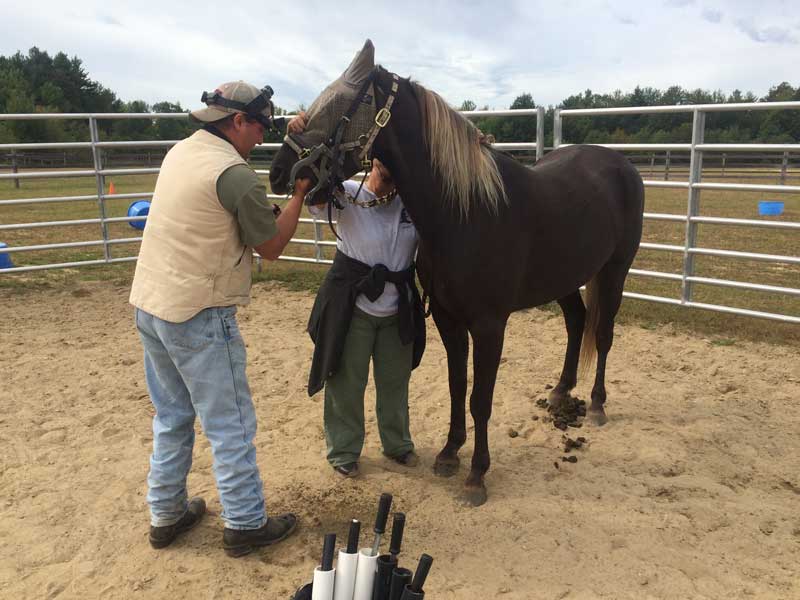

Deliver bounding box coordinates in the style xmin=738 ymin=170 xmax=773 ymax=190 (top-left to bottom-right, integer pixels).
xmin=135 ymin=306 xmax=267 ymax=530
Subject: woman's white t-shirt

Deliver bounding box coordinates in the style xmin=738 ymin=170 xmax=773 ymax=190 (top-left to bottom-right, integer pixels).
xmin=309 ymin=179 xmax=418 ymax=317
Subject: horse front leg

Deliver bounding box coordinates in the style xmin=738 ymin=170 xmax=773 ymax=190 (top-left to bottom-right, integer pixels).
xmin=431 ymin=302 xmax=469 ymax=478
xmin=548 ymin=291 xmax=585 ymax=410
xmin=464 ymin=317 xmax=508 ymax=507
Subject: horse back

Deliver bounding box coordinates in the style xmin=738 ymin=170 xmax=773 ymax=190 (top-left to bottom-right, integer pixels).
xmin=498 ymin=145 xmax=643 ymax=308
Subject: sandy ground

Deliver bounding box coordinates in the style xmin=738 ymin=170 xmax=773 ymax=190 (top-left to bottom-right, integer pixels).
xmin=1 ymin=279 xmax=799 ymax=600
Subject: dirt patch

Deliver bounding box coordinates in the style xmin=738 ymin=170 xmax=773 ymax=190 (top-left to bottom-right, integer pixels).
xmin=1 ymin=280 xmax=799 ymax=599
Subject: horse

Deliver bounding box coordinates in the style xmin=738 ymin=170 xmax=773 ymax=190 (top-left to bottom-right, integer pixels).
xmin=270 ymin=41 xmax=644 ymax=506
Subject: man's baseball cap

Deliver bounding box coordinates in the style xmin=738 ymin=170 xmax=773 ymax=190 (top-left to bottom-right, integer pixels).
xmin=190 ymin=81 xmax=274 ymax=126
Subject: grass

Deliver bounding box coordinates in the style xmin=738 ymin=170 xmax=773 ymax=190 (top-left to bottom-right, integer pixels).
xmin=1 ymin=163 xmax=798 ymax=346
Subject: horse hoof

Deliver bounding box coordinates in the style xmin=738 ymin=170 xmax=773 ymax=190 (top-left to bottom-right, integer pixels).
xmin=434 ymin=457 xmax=460 ymax=478
xmin=548 ymin=390 xmax=567 ymax=410
xmin=462 ymin=485 xmax=488 ymax=507
xmin=587 ymin=408 xmax=608 ymax=426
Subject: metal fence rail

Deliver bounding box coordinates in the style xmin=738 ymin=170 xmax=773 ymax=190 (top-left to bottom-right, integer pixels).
xmin=0 ymin=108 xmax=544 ymax=274
xmin=555 ymin=101 xmax=800 ymax=324
xmin=1 ymin=103 xmax=798 ymax=324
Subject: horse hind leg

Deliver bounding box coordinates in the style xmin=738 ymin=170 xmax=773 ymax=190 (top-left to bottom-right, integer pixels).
xmin=431 ymin=301 xmax=469 ymax=478
xmin=548 ymin=291 xmax=586 ymax=410
xmin=583 ymin=260 xmax=630 ymax=426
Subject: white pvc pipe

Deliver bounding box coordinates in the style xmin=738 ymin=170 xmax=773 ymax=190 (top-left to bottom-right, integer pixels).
xmin=312 ymin=566 xmax=336 ymax=600
xmin=352 ymin=549 xmax=378 ymax=600
xmin=333 ymin=550 xmax=359 ymax=600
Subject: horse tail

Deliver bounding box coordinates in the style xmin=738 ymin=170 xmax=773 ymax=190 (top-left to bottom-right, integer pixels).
xmin=579 ymin=277 xmax=600 ymax=379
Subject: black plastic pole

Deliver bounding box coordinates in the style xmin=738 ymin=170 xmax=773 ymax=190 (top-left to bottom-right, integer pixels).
xmin=373 ymin=512 xmax=406 ymax=600
xmin=388 ymin=568 xmax=412 ymax=600
xmin=389 ymin=513 xmax=405 ymax=561
xmin=399 ymin=554 xmax=433 ymax=600
xmin=321 ymin=533 xmax=336 ymax=572
xmin=370 ymin=493 xmax=393 ymax=556
xmin=346 ymin=519 xmax=361 ymax=554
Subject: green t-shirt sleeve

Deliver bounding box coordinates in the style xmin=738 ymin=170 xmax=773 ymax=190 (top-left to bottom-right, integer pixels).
xmin=216 ymin=164 xmax=278 ymax=247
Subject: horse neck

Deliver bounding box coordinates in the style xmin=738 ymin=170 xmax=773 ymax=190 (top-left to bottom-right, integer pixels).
xmin=372 ymin=83 xmax=450 ymax=242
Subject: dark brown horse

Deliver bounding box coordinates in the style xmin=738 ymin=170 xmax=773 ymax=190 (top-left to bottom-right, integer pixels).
xmin=270 ymin=41 xmax=644 ymax=506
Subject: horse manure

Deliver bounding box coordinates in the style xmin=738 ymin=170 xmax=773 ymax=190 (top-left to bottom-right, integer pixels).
xmin=553 ymin=461 xmax=560 ymax=469
xmin=546 ymin=396 xmax=586 ymax=431
xmin=508 ymin=428 xmax=519 ymax=438
xmin=563 ymin=437 xmax=586 ymax=452
xmin=545 ymin=384 xmax=554 ymax=390
xmin=561 ymin=456 xmax=578 ymax=463
xmin=536 ymin=398 xmax=549 ymax=408
xmin=531 ymin=415 xmax=540 ymax=421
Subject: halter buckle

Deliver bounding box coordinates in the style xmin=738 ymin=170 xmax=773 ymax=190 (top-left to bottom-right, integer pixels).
xmin=375 ymin=107 xmax=391 ymax=128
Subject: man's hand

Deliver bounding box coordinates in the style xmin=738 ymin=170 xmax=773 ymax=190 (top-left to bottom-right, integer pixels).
xmin=287 ymin=111 xmax=307 ymax=135
xmin=293 ymin=177 xmax=313 ymax=199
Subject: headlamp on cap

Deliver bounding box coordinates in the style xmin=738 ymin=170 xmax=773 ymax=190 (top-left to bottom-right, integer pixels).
xmin=201 ymin=85 xmax=280 ymax=131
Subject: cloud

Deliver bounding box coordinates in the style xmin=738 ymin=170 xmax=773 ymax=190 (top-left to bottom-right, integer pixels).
xmin=97 ymin=14 xmax=121 ymax=26
xmin=701 ymin=8 xmax=723 ymax=23
xmin=736 ymin=19 xmax=798 ymax=44
xmin=2 ymin=0 xmax=799 ymax=113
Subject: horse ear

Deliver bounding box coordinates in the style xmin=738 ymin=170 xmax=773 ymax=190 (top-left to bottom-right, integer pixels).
xmin=342 ymin=39 xmax=375 ymax=85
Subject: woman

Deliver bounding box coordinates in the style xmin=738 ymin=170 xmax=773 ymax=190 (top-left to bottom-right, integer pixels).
xmin=305 ymin=156 xmax=426 ymax=477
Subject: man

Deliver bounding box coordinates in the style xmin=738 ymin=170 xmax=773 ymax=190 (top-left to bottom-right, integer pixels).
xmin=130 ymin=81 xmax=310 ymax=557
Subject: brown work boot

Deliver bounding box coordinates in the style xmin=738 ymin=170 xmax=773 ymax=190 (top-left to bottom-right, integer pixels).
xmin=149 ymin=497 xmax=206 ymax=549
xmin=388 ymin=450 xmax=419 ymax=467
xmin=222 ymin=513 xmax=298 ymax=558
xmin=332 ymin=462 xmax=360 ymax=478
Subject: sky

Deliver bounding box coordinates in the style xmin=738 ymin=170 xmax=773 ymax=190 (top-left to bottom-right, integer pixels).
xmin=2 ymin=0 xmax=799 ymax=112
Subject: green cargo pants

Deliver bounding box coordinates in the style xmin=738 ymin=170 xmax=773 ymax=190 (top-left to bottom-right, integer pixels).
xmin=324 ymin=308 xmax=414 ymax=467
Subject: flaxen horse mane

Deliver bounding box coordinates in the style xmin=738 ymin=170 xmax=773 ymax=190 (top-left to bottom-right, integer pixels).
xmin=410 ymin=81 xmax=506 ymax=218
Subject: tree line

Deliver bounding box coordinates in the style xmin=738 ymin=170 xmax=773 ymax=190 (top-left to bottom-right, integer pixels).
xmin=466 ymin=83 xmax=800 ymax=148
xmin=1 ymin=47 xmax=798 ymax=148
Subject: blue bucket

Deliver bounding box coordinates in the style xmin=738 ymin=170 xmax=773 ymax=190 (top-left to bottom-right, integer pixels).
xmin=127 ymin=200 xmax=151 ymax=230
xmin=758 ymin=201 xmax=784 ymax=216
xmin=0 ymin=242 xmax=13 ymax=269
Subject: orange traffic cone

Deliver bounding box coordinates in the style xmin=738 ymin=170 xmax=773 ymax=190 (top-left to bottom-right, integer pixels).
xmin=108 ymin=181 xmax=116 ymax=195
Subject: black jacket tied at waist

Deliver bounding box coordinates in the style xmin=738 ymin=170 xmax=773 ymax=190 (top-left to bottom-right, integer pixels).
xmin=307 ymin=250 xmax=426 ymax=397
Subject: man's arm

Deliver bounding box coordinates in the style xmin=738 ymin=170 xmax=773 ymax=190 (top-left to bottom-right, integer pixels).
xmin=254 ymin=178 xmax=312 ymax=260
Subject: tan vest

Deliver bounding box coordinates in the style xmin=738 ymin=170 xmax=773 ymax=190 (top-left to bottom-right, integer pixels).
xmin=129 ymin=129 xmax=252 ymax=322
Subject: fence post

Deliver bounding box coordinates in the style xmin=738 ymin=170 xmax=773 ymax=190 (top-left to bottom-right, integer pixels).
xmin=781 ymin=151 xmax=789 ymax=185
xmin=536 ymin=107 xmax=545 ymax=161
xmin=89 ymin=116 xmax=112 ymax=263
xmin=314 ymin=218 xmax=324 ymax=262
xmin=721 ymin=152 xmax=727 ymax=178
xmin=664 ymin=150 xmax=671 ymax=181
xmin=649 ymin=152 xmax=655 ymax=177
xmin=553 ymin=109 xmax=562 ymax=149
xmin=11 ymin=152 xmax=20 ymax=189
xmin=681 ymin=110 xmax=705 ymax=304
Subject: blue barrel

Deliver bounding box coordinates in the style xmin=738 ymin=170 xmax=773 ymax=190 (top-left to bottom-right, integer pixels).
xmin=0 ymin=242 xmax=13 ymax=269
xmin=758 ymin=201 xmax=784 ymax=216
xmin=127 ymin=200 xmax=151 ymax=230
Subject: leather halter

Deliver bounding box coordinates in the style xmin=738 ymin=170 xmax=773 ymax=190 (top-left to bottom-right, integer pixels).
xmin=284 ymin=68 xmax=400 ymax=205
